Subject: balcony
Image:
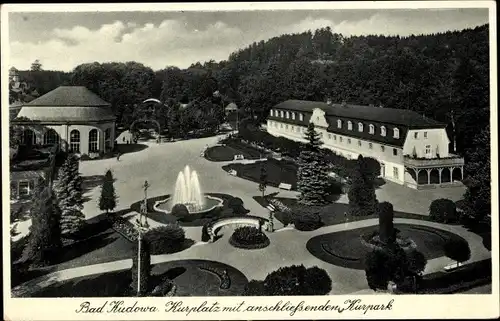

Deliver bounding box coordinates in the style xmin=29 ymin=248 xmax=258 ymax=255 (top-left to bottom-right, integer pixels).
xmin=404 ymin=154 xmax=464 ymax=168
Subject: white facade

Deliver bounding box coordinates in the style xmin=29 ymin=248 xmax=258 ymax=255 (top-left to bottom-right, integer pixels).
xmin=267 ymin=106 xmax=464 ymax=188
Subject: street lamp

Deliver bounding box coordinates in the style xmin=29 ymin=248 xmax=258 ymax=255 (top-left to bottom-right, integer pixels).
xmin=266 ymin=204 xmax=276 ymax=232
xmin=141 ymin=180 xmax=150 ymax=227
xmin=134 ymin=180 xmax=151 ymax=296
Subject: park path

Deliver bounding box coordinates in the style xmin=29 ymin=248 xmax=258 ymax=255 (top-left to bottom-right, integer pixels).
xmin=11 ymin=217 xmax=490 ymax=297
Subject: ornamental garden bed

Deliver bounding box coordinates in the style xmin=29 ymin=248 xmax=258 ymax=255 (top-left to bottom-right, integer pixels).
xmin=229 ymin=226 xmax=270 ymax=250
xmin=130 ymin=193 xmax=250 ymax=227
xmin=306 ymin=224 xmax=468 ymax=270
xmin=204 ymin=140 xmax=265 ymax=162
xmin=27 ymin=260 xmax=248 ymax=297
xmin=222 ymin=158 xmax=298 ymax=190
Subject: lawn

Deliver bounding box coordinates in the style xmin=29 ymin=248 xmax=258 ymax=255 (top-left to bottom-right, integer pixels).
xmin=204 ymin=141 xmax=265 ymax=162
xmin=28 ymin=259 xmax=248 ymax=297
xmin=131 ymin=193 xmax=250 ymax=227
xmin=222 ymin=158 xmax=298 ymax=190
xmin=306 ymin=223 xmax=468 ymax=269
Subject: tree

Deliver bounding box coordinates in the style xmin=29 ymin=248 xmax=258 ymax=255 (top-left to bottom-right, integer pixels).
xmin=429 ymin=198 xmax=457 ymax=223
xmin=462 ymin=126 xmax=490 ymax=222
xmin=378 ymin=202 xmax=395 ymax=244
xmin=364 ymin=246 xmax=408 ymax=291
xmin=262 ymin=264 xmax=331 ymax=296
xmin=98 ymin=169 xmax=117 ymax=214
xmin=130 ymin=238 xmax=151 ymax=296
xmin=54 ymin=154 xmax=85 ymax=235
xmin=30 ymin=59 xmax=43 ymax=71
xmin=258 ymin=164 xmax=268 ymax=198
xmin=296 ymin=123 xmax=332 ymax=205
xmin=406 ymin=250 xmax=427 ymax=276
xmin=21 ymin=184 xmax=62 ymax=267
xmin=348 ymin=155 xmax=378 ymax=216
xmin=444 ymin=239 xmax=471 ymax=267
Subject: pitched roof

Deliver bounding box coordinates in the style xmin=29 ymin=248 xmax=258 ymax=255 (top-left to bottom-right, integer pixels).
xmin=273 ymin=100 xmax=445 ymax=129
xmin=25 ymin=86 xmax=110 ymax=107
xmin=16 ymin=86 xmax=115 ymax=122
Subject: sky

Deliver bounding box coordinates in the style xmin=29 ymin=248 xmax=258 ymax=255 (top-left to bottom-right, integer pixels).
xmin=8 ymin=8 xmax=489 ymax=72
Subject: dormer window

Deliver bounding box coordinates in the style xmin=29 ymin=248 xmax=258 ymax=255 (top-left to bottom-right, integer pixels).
xmin=280 ymin=110 xmax=284 ymax=118
xmin=358 ymin=122 xmax=363 ymax=132
xmin=369 ymin=124 xmax=375 ymax=134
xmin=393 ymin=128 xmax=400 ymax=139
xmin=292 ymin=112 xmax=295 ymax=120
xmin=270 ymin=110 xmax=274 ymax=117
xmin=286 ymin=111 xmax=290 ymax=119
xmin=381 ymin=126 xmax=386 ymax=137
xmin=337 ymin=119 xmax=342 ymax=128
xmin=347 ymin=121 xmax=353 ymax=130
xmin=299 ymin=113 xmax=304 ymax=121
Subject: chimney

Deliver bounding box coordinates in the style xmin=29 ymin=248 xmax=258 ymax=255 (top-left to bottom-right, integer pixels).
xmin=341 ymin=100 xmax=347 ymax=108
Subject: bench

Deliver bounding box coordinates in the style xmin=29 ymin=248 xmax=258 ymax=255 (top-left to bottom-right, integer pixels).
xmin=444 ymin=262 xmax=464 ymax=272
xmin=228 ymin=169 xmax=237 ymax=176
xmin=207 ymin=217 xmax=267 ymax=242
xmin=234 ymin=154 xmax=245 ymax=161
xmin=278 ymin=183 xmax=292 ymax=190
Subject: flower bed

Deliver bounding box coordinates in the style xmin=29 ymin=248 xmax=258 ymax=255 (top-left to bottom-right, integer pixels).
xmin=108 ymin=215 xmax=138 ymax=242
xmin=360 ymin=230 xmax=417 ymax=252
xmin=229 ymin=226 xmax=270 ymax=250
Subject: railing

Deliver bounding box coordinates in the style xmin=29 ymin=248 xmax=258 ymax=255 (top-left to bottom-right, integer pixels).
xmin=404 ymin=155 xmax=464 ymax=167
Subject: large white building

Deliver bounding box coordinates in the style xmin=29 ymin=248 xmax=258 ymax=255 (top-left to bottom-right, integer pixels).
xmin=13 ymin=86 xmax=116 ymax=157
xmin=267 ymin=100 xmax=465 ymax=189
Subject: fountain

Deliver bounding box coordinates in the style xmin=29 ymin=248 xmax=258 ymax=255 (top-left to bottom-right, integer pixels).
xmin=153 ymin=165 xmax=223 ymax=215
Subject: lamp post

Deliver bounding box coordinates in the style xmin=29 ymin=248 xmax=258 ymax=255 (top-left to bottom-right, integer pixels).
xmin=134 ymin=180 xmax=151 ymax=296
xmin=266 ymin=204 xmax=275 ymax=232
xmin=141 ymin=180 xmax=150 ymax=227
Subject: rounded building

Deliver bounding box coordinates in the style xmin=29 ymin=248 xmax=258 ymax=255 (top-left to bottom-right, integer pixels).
xmin=14 ymin=86 xmax=116 ymax=156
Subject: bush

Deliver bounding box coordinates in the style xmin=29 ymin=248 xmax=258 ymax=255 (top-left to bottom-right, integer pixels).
xmin=151 ymin=278 xmax=174 ymax=296
xmin=276 ymin=211 xmax=292 ymax=226
xmin=229 ymin=226 xmax=270 ymax=249
xmin=261 ymin=265 xmax=331 ymax=296
xmin=364 ymin=247 xmax=408 ymax=291
xmin=406 ymin=250 xmax=427 ymax=276
xmin=227 ymin=197 xmax=246 ymax=215
xmin=292 ymin=205 xmax=322 ymax=231
xmin=144 ymin=225 xmax=186 ymax=255
xmin=244 ymin=280 xmax=266 ymax=296
xmin=171 ymin=204 xmax=189 ymax=219
xmin=444 ymin=239 xmax=471 ymax=264
xmin=429 ymin=199 xmax=457 ymax=223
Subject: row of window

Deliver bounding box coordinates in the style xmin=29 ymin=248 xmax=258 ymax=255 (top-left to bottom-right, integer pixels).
xmin=270 ymin=109 xmax=304 ymax=121
xmin=336 ymin=120 xmax=400 ymax=139
xmin=269 ymin=121 xmax=306 ymax=133
xmin=22 ymin=128 xmax=111 ymax=153
xmin=324 ymin=133 xmax=399 ymax=156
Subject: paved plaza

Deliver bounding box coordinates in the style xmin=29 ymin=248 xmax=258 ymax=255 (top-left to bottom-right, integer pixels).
xmin=11 ymin=133 xmax=486 ymax=296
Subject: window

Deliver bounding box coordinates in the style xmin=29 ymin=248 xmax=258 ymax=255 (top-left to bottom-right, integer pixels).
xmin=18 ymin=181 xmax=31 ymax=197
xmin=369 ymin=142 xmax=373 ymax=149
xmin=89 ymin=129 xmax=99 ymax=153
xmin=393 ymin=167 xmax=399 ymax=179
xmin=286 ymin=111 xmax=290 ymax=119
xmin=369 ymin=124 xmax=375 ymax=134
xmin=333 ymin=135 xmax=337 ymax=141
xmin=347 ymin=138 xmax=351 ymax=144
xmin=339 ymin=137 xmax=343 ymax=143
xmin=337 ymin=119 xmax=342 ymax=128
xmin=381 ymin=145 xmax=385 ymax=152
xmin=381 ymin=126 xmax=386 ymax=137
xmin=22 ymin=129 xmax=35 ymax=146
xmin=280 ymin=111 xmax=284 ymax=118
xmin=43 ymin=129 xmax=59 ymax=146
xmin=296 ymin=127 xmax=300 ymax=133
xmin=70 ymin=129 xmax=80 ymax=153
xmin=393 ymin=148 xmax=398 ymax=156
xmin=285 ymin=124 xmax=289 ymax=131
xmin=328 ymin=134 xmax=331 ymax=140
xmin=358 ymin=122 xmax=364 ymax=132
xmin=299 ymin=113 xmax=304 ymax=121
xmin=270 ymin=110 xmax=274 ymax=116
xmin=414 ymin=132 xmax=418 ymax=139
xmin=292 ymin=112 xmax=295 ymax=120
xmin=280 ymin=123 xmax=283 ymax=129
xmin=358 ymin=140 xmax=362 ymax=147
xmin=424 ymin=132 xmax=428 ymax=139
xmin=347 ymin=121 xmax=353 ymax=130
xmin=291 ymin=125 xmax=295 ymax=132
xmin=316 ymin=116 xmax=320 ymax=121
xmin=393 ymin=128 xmax=400 ymax=139
xmin=425 ymin=145 xmax=431 ymax=155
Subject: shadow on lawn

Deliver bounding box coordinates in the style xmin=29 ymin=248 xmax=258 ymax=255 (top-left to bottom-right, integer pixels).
xmin=117 ymin=143 xmax=149 ymax=155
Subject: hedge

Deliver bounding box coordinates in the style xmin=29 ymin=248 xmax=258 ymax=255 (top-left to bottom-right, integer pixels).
xmin=229 ymin=226 xmax=270 ymax=249
xmin=291 ymin=205 xmax=322 ymax=231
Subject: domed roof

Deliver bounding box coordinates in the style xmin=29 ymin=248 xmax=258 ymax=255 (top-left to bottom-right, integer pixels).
xmin=16 ymin=86 xmax=116 ymax=122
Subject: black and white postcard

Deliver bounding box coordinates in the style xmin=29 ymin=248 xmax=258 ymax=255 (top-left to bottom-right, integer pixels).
xmin=2 ymin=2 xmax=498 ymax=320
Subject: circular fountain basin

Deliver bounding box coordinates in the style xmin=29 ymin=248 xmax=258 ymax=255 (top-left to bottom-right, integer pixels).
xmin=154 ymin=195 xmax=224 ymax=215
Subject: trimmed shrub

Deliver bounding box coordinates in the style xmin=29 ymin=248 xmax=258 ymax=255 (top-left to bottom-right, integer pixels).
xmin=171 ymin=204 xmax=189 ymax=219
xmin=444 ymin=239 xmax=471 ymax=264
xmin=378 ymin=202 xmax=395 ymax=244
xmin=227 ymin=197 xmax=245 ymax=214
xmin=275 ymin=211 xmax=292 ymax=226
xmin=302 ymin=266 xmax=332 ymax=295
xmin=364 ymin=246 xmax=408 ymax=291
xmin=229 ymin=226 xmax=270 ymax=249
xmin=261 ymin=264 xmax=331 ymax=296
xmin=429 ymin=199 xmax=457 ymax=223
xmin=406 ymin=250 xmax=427 ymax=276
xmin=292 ymin=205 xmax=322 ymax=231
xmin=144 ymin=225 xmax=186 ymax=255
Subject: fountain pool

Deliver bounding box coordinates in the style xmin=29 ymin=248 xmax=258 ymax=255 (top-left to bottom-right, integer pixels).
xmin=153 ymin=165 xmax=223 ymax=215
